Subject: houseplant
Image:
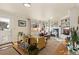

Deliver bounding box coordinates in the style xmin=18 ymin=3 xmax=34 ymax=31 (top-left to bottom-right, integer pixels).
xmin=28 ymin=43 xmax=39 ymax=55
xmin=71 ymin=27 xmax=79 ymax=50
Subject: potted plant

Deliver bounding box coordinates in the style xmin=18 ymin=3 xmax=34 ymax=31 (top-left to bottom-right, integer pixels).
xmin=28 ymin=43 xmax=39 ymax=55
xmin=71 ymin=27 xmax=79 ymax=50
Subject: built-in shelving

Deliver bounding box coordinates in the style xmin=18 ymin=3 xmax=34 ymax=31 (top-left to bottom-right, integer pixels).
xmin=61 ymin=17 xmax=70 ymax=28
xmin=60 ymin=16 xmax=70 ymax=35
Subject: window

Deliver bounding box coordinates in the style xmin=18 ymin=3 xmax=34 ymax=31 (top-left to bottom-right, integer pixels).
xmin=0 ymin=17 xmax=10 ymax=30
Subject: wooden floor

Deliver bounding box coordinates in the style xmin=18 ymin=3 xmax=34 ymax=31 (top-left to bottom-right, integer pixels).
xmin=38 ymin=38 xmax=68 ymax=55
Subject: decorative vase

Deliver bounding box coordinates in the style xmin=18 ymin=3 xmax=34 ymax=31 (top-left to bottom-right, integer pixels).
xmin=73 ymin=41 xmax=77 ymax=51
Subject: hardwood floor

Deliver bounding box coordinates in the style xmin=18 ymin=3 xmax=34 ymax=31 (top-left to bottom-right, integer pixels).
xmin=38 ymin=38 xmax=68 ymax=55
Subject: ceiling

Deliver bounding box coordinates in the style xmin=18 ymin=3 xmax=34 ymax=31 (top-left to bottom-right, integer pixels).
xmin=0 ymin=3 xmax=79 ymax=21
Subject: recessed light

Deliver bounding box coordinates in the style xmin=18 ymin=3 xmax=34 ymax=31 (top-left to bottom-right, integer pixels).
xmin=24 ymin=3 xmax=31 ymax=8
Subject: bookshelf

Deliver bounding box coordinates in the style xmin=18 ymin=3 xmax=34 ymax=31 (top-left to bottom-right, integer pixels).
xmin=60 ymin=16 xmax=70 ymax=35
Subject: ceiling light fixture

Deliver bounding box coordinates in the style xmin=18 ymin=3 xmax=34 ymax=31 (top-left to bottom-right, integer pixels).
xmin=24 ymin=3 xmax=31 ymax=8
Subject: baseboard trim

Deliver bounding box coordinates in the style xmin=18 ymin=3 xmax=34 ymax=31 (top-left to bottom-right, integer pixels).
xmin=0 ymin=42 xmax=12 ymax=46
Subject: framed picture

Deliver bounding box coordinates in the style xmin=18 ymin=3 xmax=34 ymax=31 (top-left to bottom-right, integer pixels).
xmin=18 ymin=20 xmax=26 ymax=27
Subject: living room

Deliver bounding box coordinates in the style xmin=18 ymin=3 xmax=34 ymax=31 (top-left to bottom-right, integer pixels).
xmin=0 ymin=3 xmax=79 ymax=55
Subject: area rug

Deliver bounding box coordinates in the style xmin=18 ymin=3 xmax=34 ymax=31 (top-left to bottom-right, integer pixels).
xmin=0 ymin=43 xmax=19 ymax=55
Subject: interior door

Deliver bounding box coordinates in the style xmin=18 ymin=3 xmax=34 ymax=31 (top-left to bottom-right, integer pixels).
xmin=0 ymin=17 xmax=10 ymax=44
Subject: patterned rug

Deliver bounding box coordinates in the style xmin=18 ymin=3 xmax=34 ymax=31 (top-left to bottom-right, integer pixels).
xmin=0 ymin=43 xmax=19 ymax=55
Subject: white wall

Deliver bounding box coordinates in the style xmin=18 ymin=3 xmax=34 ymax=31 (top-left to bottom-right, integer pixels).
xmin=69 ymin=8 xmax=79 ymax=28
xmin=59 ymin=8 xmax=79 ymax=29
xmin=11 ymin=16 xmax=29 ymax=42
xmin=0 ymin=10 xmax=29 ymax=42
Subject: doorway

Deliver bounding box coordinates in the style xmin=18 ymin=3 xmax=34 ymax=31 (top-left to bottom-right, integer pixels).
xmin=0 ymin=17 xmax=10 ymax=44
xmin=53 ymin=29 xmax=59 ymax=37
